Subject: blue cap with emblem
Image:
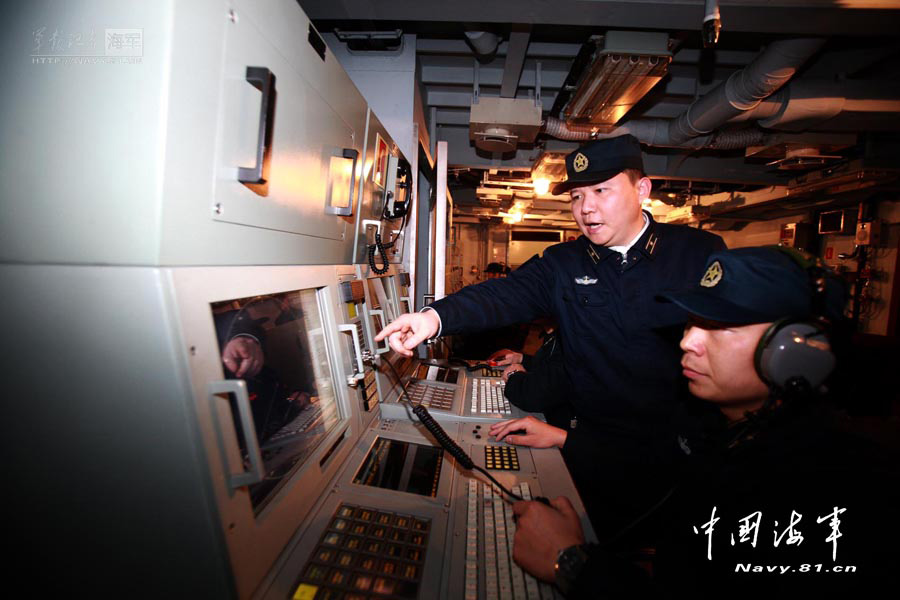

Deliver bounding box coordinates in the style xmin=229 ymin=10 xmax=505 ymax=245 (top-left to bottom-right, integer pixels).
xmin=551 ymin=134 xmax=645 ymax=195
xmin=658 ymin=247 xmax=844 ymax=324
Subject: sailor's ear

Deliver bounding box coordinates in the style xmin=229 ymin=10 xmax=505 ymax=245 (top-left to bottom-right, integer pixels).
xmin=637 ymin=176 xmax=652 ymax=201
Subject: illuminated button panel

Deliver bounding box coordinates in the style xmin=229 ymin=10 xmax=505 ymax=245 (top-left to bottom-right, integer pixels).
xmin=484 ymin=446 xmax=519 ymax=471
xmin=294 ymin=504 xmax=430 ymax=599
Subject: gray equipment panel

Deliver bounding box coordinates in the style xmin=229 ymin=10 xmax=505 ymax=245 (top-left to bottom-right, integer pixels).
xmin=170 ymin=264 xmax=365 ymax=598
xmin=0 ymin=0 xmax=394 ymax=267
xmin=259 ymin=415 xmax=594 ymax=599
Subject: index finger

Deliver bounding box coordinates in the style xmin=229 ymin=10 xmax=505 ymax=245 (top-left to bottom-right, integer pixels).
xmin=374 ymin=320 xmax=405 ymax=342
xmin=234 ymin=358 xmax=250 ymax=378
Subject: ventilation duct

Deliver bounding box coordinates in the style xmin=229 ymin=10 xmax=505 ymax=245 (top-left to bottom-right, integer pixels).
xmin=729 ymin=80 xmax=900 ymax=132
xmin=666 ymin=37 xmax=825 ymax=145
xmin=465 ymin=30 xmax=500 ymax=59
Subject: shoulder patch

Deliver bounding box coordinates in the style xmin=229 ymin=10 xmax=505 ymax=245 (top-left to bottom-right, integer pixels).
xmin=700 ymin=260 xmax=723 ymax=287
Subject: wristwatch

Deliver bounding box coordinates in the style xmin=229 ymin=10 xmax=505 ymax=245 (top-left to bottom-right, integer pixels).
xmin=554 ymin=544 xmax=589 ymax=595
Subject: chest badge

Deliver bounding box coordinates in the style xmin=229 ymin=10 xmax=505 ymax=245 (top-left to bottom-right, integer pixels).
xmin=574 ymin=276 xmax=598 ymax=285
xmin=700 ymin=260 xmax=723 ymax=287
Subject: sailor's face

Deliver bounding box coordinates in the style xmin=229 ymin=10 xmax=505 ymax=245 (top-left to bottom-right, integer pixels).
xmin=680 ymin=317 xmax=772 ymax=420
xmin=569 ymin=172 xmax=647 ymax=247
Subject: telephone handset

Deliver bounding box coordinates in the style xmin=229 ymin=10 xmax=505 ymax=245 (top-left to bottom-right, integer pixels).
xmin=382 ymin=156 xmax=412 ymax=220
xmin=369 ymin=155 xmax=411 ymax=274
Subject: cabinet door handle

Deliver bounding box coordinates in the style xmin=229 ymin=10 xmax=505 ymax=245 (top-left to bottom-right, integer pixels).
xmin=324 ymin=148 xmax=358 ymax=216
xmin=238 ymin=66 xmax=276 ymax=190
xmin=369 ymin=308 xmax=391 ymax=354
xmin=208 ymin=379 xmax=265 ymax=489
xmin=338 ymin=323 xmax=366 ymax=382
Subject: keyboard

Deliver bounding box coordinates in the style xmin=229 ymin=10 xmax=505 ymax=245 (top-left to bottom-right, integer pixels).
xmin=464 ymin=479 xmax=558 ymax=600
xmin=471 ymin=379 xmax=510 ymax=415
xmin=293 ymin=503 xmax=430 ymax=599
xmin=405 ymin=380 xmax=456 ymax=411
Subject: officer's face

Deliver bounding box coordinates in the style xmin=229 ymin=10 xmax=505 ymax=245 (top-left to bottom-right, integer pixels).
xmin=680 ymin=317 xmax=772 ymax=421
xmin=569 ymin=173 xmax=649 ymax=247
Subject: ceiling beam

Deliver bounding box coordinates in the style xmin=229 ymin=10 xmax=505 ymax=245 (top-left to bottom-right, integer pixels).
xmin=501 ymin=26 xmax=532 ymax=97
xmin=300 ymin=1 xmax=900 ymax=36
xmin=417 ymin=39 xmax=580 ymax=58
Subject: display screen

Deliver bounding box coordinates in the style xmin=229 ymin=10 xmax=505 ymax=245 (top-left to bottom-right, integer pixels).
xmin=353 ymin=438 xmax=443 ymax=497
xmin=414 ymin=364 xmax=459 ymax=384
xmin=211 ymin=288 xmax=340 ymax=511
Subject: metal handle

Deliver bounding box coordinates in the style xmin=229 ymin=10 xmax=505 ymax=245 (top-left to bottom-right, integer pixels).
xmin=238 ymin=66 xmax=276 ymax=187
xmin=423 ymin=294 xmax=435 ymax=304
xmin=369 ymin=309 xmax=390 ymax=354
xmin=338 ymin=323 xmax=366 ymax=381
xmin=325 ymin=148 xmax=359 ymax=216
xmin=208 ymin=379 xmax=265 ymax=489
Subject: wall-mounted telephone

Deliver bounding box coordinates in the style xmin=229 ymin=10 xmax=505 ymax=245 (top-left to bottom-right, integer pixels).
xmin=382 ymin=156 xmax=412 ymax=220
xmin=368 ymin=155 xmax=412 ymax=273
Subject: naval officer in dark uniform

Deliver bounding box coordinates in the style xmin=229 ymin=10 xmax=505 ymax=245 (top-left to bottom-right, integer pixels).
xmin=376 ymin=135 xmax=726 ymax=536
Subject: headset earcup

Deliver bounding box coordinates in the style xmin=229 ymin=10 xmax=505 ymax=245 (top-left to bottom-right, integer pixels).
xmin=755 ymin=320 xmax=836 ymax=390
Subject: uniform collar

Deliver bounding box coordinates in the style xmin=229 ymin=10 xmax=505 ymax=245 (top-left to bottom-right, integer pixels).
xmin=609 ymin=212 xmax=650 ymax=256
xmin=581 ymin=211 xmax=661 ymax=265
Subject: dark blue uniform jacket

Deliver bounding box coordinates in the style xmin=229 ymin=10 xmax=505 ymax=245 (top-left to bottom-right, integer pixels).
xmin=431 ymin=215 xmax=725 ymax=528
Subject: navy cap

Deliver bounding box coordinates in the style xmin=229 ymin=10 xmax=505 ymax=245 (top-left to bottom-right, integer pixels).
xmin=551 ymin=135 xmax=645 ymax=195
xmin=659 ymin=247 xmax=841 ymax=325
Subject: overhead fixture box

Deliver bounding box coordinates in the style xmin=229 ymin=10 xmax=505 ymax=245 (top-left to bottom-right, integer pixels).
xmin=469 ymin=97 xmax=542 ymax=153
xmin=564 ymin=31 xmax=671 ymax=131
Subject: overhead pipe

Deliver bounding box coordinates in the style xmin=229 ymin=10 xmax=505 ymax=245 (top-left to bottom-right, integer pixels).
xmin=541 ymin=116 xmax=593 ymax=141
xmin=542 ymin=116 xmax=770 ymax=149
xmin=667 ymin=37 xmax=825 ymax=144
xmin=464 ymin=30 xmax=500 ymax=61
xmin=727 ymin=80 xmax=900 ymax=131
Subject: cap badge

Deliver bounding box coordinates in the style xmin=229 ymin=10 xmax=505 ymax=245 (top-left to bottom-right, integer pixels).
xmin=573 ymin=152 xmax=589 ymax=173
xmin=700 ymin=261 xmax=723 ymax=287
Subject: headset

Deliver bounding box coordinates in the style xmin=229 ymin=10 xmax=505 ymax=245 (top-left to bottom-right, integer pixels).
xmin=753 ymin=246 xmax=837 ymax=395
